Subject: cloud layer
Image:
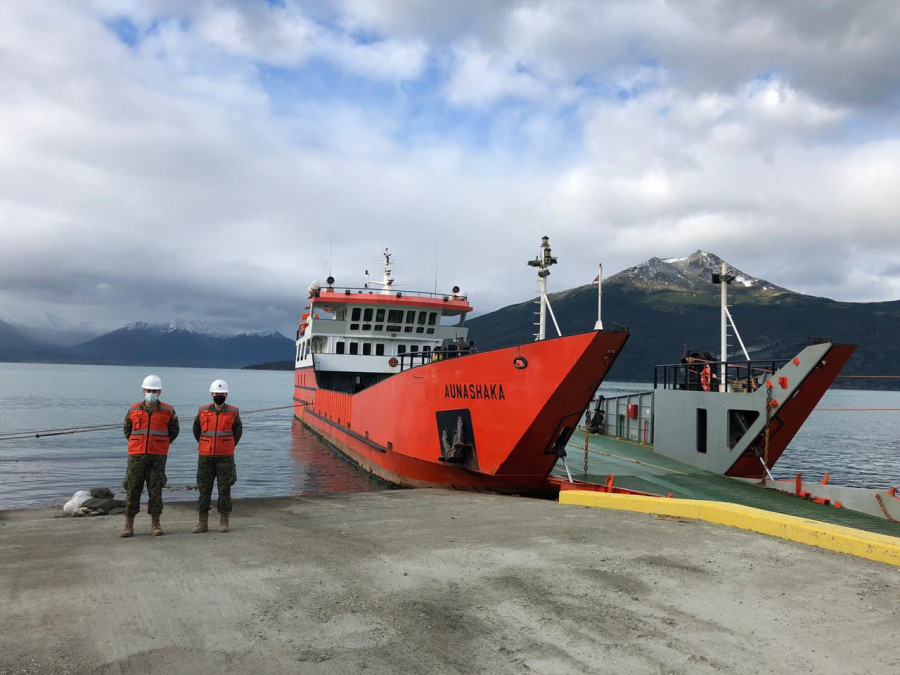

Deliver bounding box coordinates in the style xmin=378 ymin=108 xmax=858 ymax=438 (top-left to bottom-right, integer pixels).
xmin=1 ymin=0 xmax=899 ymax=335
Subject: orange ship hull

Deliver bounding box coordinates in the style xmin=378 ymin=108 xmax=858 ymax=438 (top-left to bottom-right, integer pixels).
xmin=294 ymin=330 xmax=629 ymax=492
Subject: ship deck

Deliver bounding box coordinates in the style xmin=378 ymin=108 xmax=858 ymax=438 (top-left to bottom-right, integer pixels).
xmin=556 ymin=432 xmax=900 ymax=538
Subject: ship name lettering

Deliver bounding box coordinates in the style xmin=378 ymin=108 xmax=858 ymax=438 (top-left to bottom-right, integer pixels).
xmin=444 ymin=383 xmax=506 ymax=401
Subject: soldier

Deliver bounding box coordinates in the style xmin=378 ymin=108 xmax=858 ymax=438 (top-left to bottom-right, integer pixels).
xmin=121 ymin=374 xmax=179 ymax=537
xmin=192 ymin=379 xmax=242 ymax=533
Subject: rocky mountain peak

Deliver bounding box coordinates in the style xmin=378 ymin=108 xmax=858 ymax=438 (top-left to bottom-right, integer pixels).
xmin=608 ymin=250 xmax=786 ymax=293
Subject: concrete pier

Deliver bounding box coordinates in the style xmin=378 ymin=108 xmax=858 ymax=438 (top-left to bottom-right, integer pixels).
xmin=1 ymin=490 xmax=898 ymax=674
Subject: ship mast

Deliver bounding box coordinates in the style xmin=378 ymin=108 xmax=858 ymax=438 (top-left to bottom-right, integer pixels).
xmin=711 ymin=259 xmax=751 ymax=393
xmin=369 ymin=248 xmax=395 ymax=295
xmin=527 ymin=235 xmax=561 ymax=341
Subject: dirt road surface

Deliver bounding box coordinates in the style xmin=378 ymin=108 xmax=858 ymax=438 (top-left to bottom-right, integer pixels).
xmin=1 ymin=490 xmax=897 ymax=674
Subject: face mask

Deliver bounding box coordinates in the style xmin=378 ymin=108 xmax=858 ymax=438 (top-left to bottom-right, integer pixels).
xmin=212 ymin=394 xmax=227 ymax=405
xmin=144 ymin=392 xmax=159 ymax=404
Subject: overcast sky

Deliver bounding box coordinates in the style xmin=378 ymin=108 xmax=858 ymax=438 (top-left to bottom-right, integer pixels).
xmin=2 ymin=0 xmax=899 ymax=336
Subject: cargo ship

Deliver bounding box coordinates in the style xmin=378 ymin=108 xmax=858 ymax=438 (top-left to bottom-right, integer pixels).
xmin=293 ymin=238 xmax=628 ymax=492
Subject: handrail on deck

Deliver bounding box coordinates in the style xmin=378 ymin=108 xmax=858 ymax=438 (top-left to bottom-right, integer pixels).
xmin=654 ymin=359 xmax=789 ymax=392
xmin=312 ymin=287 xmax=469 ymax=302
xmin=399 ymin=348 xmax=475 ymax=372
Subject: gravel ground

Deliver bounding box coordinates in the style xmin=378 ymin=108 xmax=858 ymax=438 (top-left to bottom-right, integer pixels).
xmin=0 ymin=489 xmax=898 ymax=674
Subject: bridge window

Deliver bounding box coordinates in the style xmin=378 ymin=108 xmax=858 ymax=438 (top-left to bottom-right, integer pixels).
xmin=428 ymin=312 xmax=437 ymax=325
xmin=349 ymin=342 xmax=359 ymax=355
xmin=406 ymin=310 xmax=415 ymax=323
xmin=376 ymin=344 xmax=385 ymax=356
xmin=388 ymin=309 xmax=403 ymax=323
xmin=426 ymin=328 xmax=435 ymax=334
xmin=417 ymin=311 xmax=427 ymax=325
xmin=386 ymin=324 xmax=401 ymax=332
xmin=411 ymin=345 xmax=418 ymax=352
xmin=397 ymin=345 xmax=406 ymax=354
xmin=374 ymin=325 xmax=383 ymax=331
xmin=375 ymin=309 xmax=385 ymax=322
xmin=362 ymin=324 xmax=371 ymax=330
xmin=351 ymin=307 xmax=361 ymax=321
xmin=363 ymin=308 xmax=373 ymax=321
xmin=350 ymin=324 xmax=359 ymax=331
xmin=363 ymin=343 xmax=372 ymax=356
xmin=416 ymin=327 xmax=424 ymax=333
xmin=404 ymin=325 xmax=413 ymax=333
xmin=336 ymin=341 xmax=345 ymax=354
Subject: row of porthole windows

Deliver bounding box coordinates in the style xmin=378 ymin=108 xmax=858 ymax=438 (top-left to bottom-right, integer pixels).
xmin=349 ymin=308 xmax=438 ymax=334
xmin=334 ymin=341 xmax=433 ymax=357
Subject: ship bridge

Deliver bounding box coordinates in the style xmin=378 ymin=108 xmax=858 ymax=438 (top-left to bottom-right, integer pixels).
xmin=295 ymin=280 xmax=473 ymax=393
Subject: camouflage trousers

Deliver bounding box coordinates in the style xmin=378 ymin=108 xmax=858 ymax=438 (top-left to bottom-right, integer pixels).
xmin=123 ymin=454 xmax=168 ymax=517
xmin=196 ymin=455 xmax=237 ymax=514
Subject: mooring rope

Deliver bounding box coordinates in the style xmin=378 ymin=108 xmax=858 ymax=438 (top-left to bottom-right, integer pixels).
xmin=0 ymin=404 xmax=297 ymax=442
xmin=814 ymin=408 xmax=900 ymax=412
xmin=836 ymin=375 xmax=900 ymax=379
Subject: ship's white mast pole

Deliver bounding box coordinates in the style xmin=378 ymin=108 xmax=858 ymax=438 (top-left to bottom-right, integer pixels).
xmin=528 ymin=236 xmax=558 ymax=341
xmin=594 ymin=263 xmax=603 ymax=330
xmin=380 ymin=248 xmax=394 ymax=295
xmin=538 ymin=273 xmax=547 ymax=341
xmin=720 ymin=261 xmax=727 ymax=393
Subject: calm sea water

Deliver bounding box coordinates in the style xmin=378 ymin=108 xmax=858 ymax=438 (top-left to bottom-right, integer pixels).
xmin=0 ymin=363 xmax=897 ymax=510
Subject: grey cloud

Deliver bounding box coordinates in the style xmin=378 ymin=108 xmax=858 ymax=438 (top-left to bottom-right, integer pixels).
xmin=2 ymin=0 xmax=899 ymax=342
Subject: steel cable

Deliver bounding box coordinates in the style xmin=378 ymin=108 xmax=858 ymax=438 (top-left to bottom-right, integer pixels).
xmin=0 ymin=404 xmax=297 ymax=442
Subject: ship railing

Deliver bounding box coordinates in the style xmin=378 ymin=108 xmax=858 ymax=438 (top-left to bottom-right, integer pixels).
xmin=312 ymin=287 xmax=469 ymax=302
xmin=653 ymin=359 xmax=789 ymax=392
xmin=399 ymin=348 xmax=475 ymax=372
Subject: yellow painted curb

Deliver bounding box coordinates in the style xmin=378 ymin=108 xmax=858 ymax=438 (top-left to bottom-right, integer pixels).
xmin=559 ymin=491 xmax=900 ymax=567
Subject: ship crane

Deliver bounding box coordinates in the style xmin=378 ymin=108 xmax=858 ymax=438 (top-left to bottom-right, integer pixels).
xmin=528 ymin=235 xmax=562 ymax=341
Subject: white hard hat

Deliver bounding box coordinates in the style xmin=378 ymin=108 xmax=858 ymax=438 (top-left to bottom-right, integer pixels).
xmin=209 ymin=379 xmax=229 ymax=394
xmin=142 ymin=374 xmax=162 ymax=390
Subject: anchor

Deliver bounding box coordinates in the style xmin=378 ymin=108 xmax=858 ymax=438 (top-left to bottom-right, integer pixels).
xmin=439 ymin=416 xmax=474 ymax=464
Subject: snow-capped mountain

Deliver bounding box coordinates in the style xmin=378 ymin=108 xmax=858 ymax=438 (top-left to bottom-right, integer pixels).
xmin=122 ymin=320 xmax=281 ymax=339
xmin=68 ymin=322 xmax=294 ymax=368
xmin=608 ymin=250 xmax=787 ymax=294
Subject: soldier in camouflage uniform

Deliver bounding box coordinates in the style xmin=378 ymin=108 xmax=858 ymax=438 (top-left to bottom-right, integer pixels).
xmin=121 ymin=374 xmax=180 ymax=537
xmin=192 ymin=379 xmax=242 ymax=533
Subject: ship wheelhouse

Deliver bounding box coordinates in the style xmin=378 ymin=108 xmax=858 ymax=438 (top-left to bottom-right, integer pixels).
xmin=295 ymin=286 xmax=473 ymax=394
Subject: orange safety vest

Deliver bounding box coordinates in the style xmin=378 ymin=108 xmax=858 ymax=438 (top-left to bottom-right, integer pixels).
xmin=127 ymin=401 xmax=176 ymax=455
xmin=197 ymin=404 xmax=239 ymax=456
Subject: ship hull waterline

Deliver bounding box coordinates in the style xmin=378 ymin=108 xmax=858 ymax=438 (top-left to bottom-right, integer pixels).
xmin=293 ymin=330 xmax=629 ymax=493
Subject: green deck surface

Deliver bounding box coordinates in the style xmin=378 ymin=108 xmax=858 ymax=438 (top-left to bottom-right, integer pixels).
xmin=556 ymin=433 xmax=900 ymax=539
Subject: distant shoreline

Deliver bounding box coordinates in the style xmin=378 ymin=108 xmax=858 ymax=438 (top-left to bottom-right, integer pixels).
xmin=242 ymin=360 xmax=294 ymax=371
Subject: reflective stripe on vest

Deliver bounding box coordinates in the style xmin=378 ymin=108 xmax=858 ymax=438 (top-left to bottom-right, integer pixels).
xmin=127 ymin=402 xmax=174 ymax=456
xmin=197 ymin=404 xmax=238 ymax=456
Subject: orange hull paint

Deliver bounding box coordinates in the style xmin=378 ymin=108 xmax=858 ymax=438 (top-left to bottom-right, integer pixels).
xmin=294 ymin=330 xmax=628 ymax=492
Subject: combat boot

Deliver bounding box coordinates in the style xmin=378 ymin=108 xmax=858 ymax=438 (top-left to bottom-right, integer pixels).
xmin=219 ymin=514 xmax=230 ymax=533
xmin=120 ymin=515 xmax=134 ymax=538
xmin=192 ymin=511 xmax=209 ymax=534
xmin=151 ymin=514 xmax=164 ymax=536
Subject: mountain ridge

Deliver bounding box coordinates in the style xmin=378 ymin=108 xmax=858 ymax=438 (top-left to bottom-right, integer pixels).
xmin=0 ymin=319 xmax=293 ymax=368
xmin=467 ymin=251 xmax=900 ymax=389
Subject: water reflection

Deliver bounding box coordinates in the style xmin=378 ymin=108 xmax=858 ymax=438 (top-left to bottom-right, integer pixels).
xmin=289 ymin=421 xmax=392 ymax=496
